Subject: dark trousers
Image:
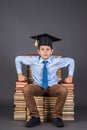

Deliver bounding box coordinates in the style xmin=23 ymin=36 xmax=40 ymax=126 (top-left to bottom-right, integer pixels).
xmin=22 ymin=84 xmax=68 ymax=118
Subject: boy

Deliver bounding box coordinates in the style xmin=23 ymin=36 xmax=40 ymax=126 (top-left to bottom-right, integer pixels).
xmin=15 ymin=33 xmax=75 ymax=127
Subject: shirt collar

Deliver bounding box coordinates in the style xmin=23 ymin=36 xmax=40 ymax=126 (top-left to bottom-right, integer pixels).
xmin=39 ymin=56 xmax=53 ymax=64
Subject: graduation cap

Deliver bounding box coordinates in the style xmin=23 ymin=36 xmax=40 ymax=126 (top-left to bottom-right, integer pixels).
xmin=30 ymin=33 xmax=62 ymax=48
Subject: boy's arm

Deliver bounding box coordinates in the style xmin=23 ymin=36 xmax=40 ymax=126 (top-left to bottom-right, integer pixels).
xmin=64 ymin=58 xmax=75 ymax=83
xmin=15 ymin=56 xmax=27 ymax=81
xmin=58 ymin=57 xmax=75 ymax=83
xmin=18 ymin=73 xmax=27 ymax=81
xmin=64 ymin=75 xmax=73 ymax=83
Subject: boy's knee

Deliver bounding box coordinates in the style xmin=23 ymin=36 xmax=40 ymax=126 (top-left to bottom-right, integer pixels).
xmin=22 ymin=84 xmax=34 ymax=95
xmin=22 ymin=84 xmax=30 ymax=93
xmin=60 ymin=86 xmax=68 ymax=96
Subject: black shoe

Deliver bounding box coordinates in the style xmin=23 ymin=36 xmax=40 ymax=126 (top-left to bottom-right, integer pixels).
xmin=25 ymin=116 xmax=41 ymax=127
xmin=52 ymin=117 xmax=64 ymax=127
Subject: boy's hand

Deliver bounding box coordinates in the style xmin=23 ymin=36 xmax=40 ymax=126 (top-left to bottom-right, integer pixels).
xmin=18 ymin=73 xmax=27 ymax=81
xmin=64 ymin=75 xmax=73 ymax=83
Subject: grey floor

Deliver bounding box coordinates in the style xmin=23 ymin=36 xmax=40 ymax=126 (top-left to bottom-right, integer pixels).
xmin=0 ymin=103 xmax=87 ymax=130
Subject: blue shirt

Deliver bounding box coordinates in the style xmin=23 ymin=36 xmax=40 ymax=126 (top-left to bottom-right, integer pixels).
xmin=15 ymin=56 xmax=75 ymax=87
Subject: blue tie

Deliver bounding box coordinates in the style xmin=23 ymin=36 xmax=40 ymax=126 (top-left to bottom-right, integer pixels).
xmin=42 ymin=61 xmax=48 ymax=89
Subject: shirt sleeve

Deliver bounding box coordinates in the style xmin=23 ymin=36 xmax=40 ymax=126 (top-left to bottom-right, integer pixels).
xmin=15 ymin=56 xmax=33 ymax=73
xmin=57 ymin=57 xmax=75 ymax=76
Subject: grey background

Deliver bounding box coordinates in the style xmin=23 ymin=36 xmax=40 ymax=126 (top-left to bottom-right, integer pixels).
xmin=0 ymin=0 xmax=87 ymax=129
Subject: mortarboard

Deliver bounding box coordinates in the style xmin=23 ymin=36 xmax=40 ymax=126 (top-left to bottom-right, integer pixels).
xmin=30 ymin=33 xmax=62 ymax=48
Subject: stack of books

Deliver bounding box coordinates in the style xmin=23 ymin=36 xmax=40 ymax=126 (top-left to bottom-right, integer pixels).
xmin=62 ymin=83 xmax=74 ymax=120
xmin=27 ymin=96 xmax=44 ymax=122
xmin=14 ymin=81 xmax=28 ymax=120
xmin=44 ymin=83 xmax=74 ymax=122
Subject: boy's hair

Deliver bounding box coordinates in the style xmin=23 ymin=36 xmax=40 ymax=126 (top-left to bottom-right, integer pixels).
xmin=38 ymin=45 xmax=53 ymax=50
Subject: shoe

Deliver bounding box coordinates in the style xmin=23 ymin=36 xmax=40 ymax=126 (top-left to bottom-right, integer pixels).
xmin=52 ymin=117 xmax=64 ymax=127
xmin=25 ymin=116 xmax=41 ymax=127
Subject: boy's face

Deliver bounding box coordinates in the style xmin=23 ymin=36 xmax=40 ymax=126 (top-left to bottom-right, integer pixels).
xmin=37 ymin=46 xmax=53 ymax=60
